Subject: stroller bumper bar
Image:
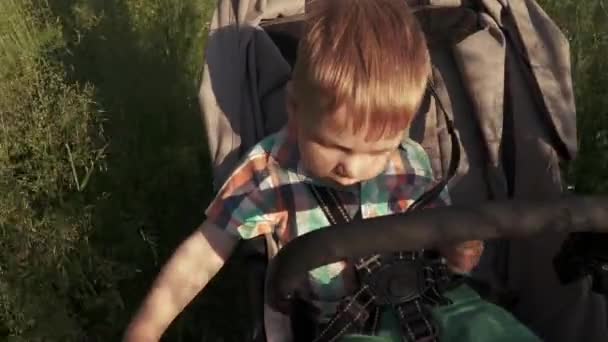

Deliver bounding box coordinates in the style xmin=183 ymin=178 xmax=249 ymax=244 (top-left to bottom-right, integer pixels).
xmin=266 ymin=196 xmax=608 ymax=313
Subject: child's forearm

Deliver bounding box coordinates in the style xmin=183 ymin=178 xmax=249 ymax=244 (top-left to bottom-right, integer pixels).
xmin=124 ymin=223 xmax=238 ymax=341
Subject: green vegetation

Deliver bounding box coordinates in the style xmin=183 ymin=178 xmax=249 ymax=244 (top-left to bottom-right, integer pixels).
xmin=539 ymin=0 xmax=608 ymax=193
xmin=0 ymin=0 xmax=248 ymax=341
xmin=0 ymin=0 xmax=606 ymax=341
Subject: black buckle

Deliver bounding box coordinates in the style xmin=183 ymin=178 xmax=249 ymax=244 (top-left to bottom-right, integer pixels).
xmin=355 ymin=254 xmax=383 ymax=274
xmin=357 ymin=254 xmax=428 ymax=306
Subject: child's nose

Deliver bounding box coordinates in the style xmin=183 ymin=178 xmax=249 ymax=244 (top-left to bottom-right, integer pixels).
xmin=337 ymin=157 xmax=365 ymax=179
xmin=333 ymin=163 xmax=351 ymax=178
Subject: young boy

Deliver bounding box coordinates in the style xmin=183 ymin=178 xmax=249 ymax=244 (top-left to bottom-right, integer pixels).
xmin=123 ymin=0 xmax=505 ymax=341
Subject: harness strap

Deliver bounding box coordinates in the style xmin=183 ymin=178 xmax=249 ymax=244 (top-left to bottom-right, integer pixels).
xmin=408 ymin=83 xmax=461 ymax=212
xmin=307 ymin=184 xmax=457 ymax=342
xmin=313 ymin=285 xmax=378 ymax=342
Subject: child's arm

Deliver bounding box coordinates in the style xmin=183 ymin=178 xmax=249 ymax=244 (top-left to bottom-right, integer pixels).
xmin=425 ymin=187 xmax=484 ymax=274
xmin=123 ymin=220 xmax=238 ymax=342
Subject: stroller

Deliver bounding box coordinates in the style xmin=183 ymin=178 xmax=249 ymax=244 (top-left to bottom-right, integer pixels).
xmin=198 ymin=0 xmax=608 ymax=341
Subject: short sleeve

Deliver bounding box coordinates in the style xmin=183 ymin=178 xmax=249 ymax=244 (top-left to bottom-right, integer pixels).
xmin=205 ymin=157 xmax=282 ymax=239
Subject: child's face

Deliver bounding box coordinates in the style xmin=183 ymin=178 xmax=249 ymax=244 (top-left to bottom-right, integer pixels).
xmin=289 ymin=97 xmax=405 ymax=187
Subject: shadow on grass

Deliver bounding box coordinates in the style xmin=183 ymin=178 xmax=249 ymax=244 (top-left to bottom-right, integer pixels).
xmin=42 ymin=0 xmax=252 ymax=340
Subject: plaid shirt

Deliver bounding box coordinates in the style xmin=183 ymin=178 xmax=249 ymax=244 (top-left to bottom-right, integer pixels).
xmin=205 ymin=125 xmax=449 ymax=321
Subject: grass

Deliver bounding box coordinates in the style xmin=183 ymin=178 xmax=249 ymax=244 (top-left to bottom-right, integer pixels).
xmin=539 ymin=0 xmax=608 ymax=193
xmin=1 ymin=0 xmax=249 ymax=341
xmin=0 ymin=0 xmax=606 ymax=341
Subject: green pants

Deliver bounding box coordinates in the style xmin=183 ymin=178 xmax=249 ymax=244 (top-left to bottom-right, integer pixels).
xmin=340 ymin=285 xmax=541 ymax=342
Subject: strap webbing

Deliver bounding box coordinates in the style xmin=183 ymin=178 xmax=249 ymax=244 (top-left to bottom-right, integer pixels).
xmin=307 ymin=184 xmax=449 ymax=342
xmin=408 ymin=83 xmax=461 ymax=212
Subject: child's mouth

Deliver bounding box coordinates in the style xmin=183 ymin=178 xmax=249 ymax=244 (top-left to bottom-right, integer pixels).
xmin=327 ymin=175 xmax=361 ymax=189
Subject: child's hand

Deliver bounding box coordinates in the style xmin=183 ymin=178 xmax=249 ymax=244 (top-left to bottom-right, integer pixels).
xmin=439 ymin=240 xmax=484 ymax=274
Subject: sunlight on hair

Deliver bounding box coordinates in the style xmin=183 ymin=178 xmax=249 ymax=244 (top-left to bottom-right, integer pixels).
xmin=293 ymin=0 xmax=431 ymax=140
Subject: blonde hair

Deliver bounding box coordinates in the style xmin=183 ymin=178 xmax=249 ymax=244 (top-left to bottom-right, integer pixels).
xmin=292 ymin=0 xmax=430 ymax=139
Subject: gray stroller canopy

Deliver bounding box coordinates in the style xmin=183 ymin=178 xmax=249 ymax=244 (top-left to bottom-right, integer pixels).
xmin=198 ymin=1 xmax=607 ymax=341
